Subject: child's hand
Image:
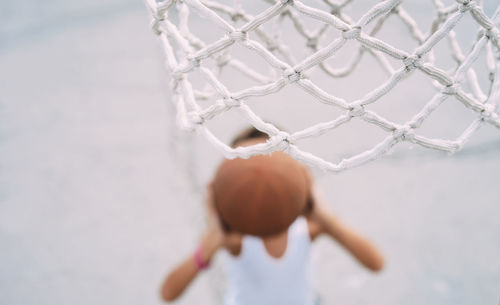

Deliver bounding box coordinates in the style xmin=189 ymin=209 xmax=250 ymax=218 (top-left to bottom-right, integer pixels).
xmin=203 ymin=183 xmax=225 ymax=249
xmin=307 ymin=185 xmax=330 ymax=225
xmin=199 ymin=183 xmax=241 ymax=263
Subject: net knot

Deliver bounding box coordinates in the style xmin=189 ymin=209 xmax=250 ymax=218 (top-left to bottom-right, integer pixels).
xmin=348 ymin=104 xmax=365 ymax=117
xmin=403 ymin=55 xmax=422 ymax=71
xmin=151 ymin=20 xmax=162 ymax=36
xmin=342 ymin=27 xmax=361 ymax=39
xmin=280 ymin=0 xmax=293 ymax=4
xmin=272 ymin=131 xmax=292 ymax=148
xmin=457 ymin=0 xmax=474 ymax=12
xmin=223 ymin=97 xmax=241 ymax=107
xmin=151 ymin=2 xmax=168 ymax=22
xmin=481 ymin=104 xmax=495 ymax=119
xmin=442 ymin=84 xmax=458 ymax=95
xmin=187 ymin=111 xmax=204 ymax=126
xmin=227 ymin=30 xmax=248 ymax=42
xmin=186 ymin=55 xmax=201 ymax=69
xmin=285 ymin=69 xmax=302 ymax=83
xmin=307 ymin=37 xmax=318 ymax=48
xmin=392 ymin=126 xmax=414 ymax=141
xmin=483 ymin=27 xmax=499 ymax=41
xmin=170 ymin=70 xmax=184 ymax=82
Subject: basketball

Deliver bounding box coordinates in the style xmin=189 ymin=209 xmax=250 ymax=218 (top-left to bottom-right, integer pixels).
xmin=213 ymin=149 xmax=310 ymax=237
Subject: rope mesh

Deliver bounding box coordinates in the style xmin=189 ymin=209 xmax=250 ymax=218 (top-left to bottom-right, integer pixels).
xmin=146 ymin=0 xmax=500 ymax=172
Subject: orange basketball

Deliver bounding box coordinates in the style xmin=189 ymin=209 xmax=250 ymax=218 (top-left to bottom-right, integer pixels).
xmin=213 ymin=150 xmax=310 ymax=237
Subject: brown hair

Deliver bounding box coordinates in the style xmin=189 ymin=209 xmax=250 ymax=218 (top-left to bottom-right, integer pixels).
xmin=231 ymin=126 xmax=269 ymax=147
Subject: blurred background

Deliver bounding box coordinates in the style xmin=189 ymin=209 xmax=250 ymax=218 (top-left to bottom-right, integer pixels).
xmin=1 ymin=0 xmax=499 ymax=305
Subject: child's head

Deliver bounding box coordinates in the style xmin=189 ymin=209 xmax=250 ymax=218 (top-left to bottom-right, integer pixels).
xmin=213 ymin=127 xmax=311 ymax=237
xmin=230 ymin=126 xmax=269 ymax=147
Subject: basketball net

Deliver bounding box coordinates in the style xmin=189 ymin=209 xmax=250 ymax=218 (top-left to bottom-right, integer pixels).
xmin=146 ymin=0 xmax=500 ymax=172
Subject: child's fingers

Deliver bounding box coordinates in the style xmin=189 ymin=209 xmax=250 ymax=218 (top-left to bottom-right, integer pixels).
xmin=205 ymin=183 xmax=216 ymax=207
xmin=205 ymin=181 xmax=232 ymax=234
xmin=205 ymin=183 xmax=224 ymax=224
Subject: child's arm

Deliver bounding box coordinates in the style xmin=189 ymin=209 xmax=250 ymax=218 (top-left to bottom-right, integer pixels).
xmin=307 ymin=187 xmax=385 ymax=272
xmin=160 ymin=185 xmax=235 ymax=302
xmin=160 ymin=232 xmax=221 ymax=301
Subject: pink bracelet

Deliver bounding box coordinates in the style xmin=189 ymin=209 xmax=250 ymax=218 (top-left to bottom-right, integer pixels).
xmin=194 ymin=246 xmax=211 ymax=271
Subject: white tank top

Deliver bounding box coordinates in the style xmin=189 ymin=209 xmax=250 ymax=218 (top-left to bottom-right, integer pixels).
xmin=223 ymin=216 xmax=315 ymax=305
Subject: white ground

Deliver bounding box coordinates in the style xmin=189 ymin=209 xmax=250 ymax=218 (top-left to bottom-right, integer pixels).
xmin=1 ymin=1 xmax=500 ymax=305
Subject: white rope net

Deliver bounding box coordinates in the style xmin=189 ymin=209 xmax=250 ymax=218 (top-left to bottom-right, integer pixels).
xmin=146 ymin=0 xmax=500 ymax=172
